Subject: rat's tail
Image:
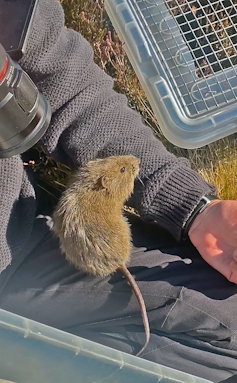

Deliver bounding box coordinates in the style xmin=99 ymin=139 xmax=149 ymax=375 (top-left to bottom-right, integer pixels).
xmin=119 ymin=265 xmax=150 ymax=357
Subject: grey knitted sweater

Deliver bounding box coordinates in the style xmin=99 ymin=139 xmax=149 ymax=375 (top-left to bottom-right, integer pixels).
xmin=0 ymin=0 xmax=215 ymax=273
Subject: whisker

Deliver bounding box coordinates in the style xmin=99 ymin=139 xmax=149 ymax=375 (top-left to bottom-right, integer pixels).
xmin=137 ymin=175 xmax=144 ymax=187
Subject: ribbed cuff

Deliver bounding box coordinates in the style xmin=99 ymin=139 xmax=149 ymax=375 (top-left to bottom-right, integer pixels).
xmin=139 ymin=166 xmax=216 ymax=241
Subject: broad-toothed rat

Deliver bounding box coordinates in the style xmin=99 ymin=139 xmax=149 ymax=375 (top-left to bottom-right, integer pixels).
xmin=52 ymin=155 xmax=150 ymax=356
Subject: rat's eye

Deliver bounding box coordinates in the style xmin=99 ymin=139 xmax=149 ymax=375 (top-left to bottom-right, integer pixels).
xmin=120 ymin=167 xmax=126 ymax=173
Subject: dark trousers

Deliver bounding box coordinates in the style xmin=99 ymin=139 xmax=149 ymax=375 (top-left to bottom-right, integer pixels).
xmin=0 ymin=212 xmax=236 ymax=383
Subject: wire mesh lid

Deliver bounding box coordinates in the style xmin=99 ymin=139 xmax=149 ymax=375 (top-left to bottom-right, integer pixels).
xmin=105 ymin=0 xmax=237 ymax=148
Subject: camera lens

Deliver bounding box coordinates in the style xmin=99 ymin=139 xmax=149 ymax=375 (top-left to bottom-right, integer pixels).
xmin=0 ymin=43 xmax=51 ymax=158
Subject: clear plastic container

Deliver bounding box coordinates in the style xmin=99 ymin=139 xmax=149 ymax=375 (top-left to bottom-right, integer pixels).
xmin=105 ymin=0 xmax=237 ymax=148
xmin=0 ymin=308 xmax=213 ymax=383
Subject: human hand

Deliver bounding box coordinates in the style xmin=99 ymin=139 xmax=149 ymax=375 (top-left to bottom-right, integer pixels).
xmin=189 ymin=200 xmax=237 ymax=284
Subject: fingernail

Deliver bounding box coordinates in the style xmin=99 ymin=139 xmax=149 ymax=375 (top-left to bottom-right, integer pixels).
xmin=234 ymin=250 xmax=237 ymax=260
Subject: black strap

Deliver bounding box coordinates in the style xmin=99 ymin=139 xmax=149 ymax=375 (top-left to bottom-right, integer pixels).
xmin=181 ymin=194 xmax=218 ymax=241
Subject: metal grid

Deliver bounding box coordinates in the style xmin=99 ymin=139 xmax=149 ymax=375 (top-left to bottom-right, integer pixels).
xmin=131 ymin=0 xmax=237 ymax=116
xmin=166 ymin=0 xmax=237 ymax=76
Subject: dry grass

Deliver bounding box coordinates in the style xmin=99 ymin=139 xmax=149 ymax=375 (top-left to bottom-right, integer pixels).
xmin=30 ymin=0 xmax=237 ymax=202
xmin=199 ymin=160 xmax=237 ymax=200
xmin=197 ymin=138 xmax=237 ymax=200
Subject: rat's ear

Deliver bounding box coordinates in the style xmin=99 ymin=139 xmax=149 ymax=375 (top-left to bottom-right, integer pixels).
xmin=97 ymin=175 xmax=108 ymax=189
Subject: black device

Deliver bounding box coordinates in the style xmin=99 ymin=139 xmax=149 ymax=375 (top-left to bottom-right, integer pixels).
xmin=0 ymin=0 xmax=51 ymax=158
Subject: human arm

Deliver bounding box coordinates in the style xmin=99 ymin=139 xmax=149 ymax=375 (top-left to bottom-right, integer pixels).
xmin=19 ymin=0 xmax=215 ymax=242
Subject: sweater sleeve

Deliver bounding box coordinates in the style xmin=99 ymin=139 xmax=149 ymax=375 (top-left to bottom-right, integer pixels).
xmin=19 ymin=0 xmax=216 ymax=240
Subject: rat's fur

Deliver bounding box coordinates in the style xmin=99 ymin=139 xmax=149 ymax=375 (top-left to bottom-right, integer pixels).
xmin=53 ymin=155 xmax=140 ymax=277
xmin=53 ymin=155 xmax=150 ymax=356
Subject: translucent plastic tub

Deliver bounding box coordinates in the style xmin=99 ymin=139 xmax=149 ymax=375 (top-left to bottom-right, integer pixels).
xmin=105 ymin=0 xmax=237 ymax=148
xmin=0 ymin=308 xmax=213 ymax=383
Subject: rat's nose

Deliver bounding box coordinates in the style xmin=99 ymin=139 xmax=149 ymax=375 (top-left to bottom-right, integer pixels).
xmin=136 ymin=158 xmax=140 ymax=165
